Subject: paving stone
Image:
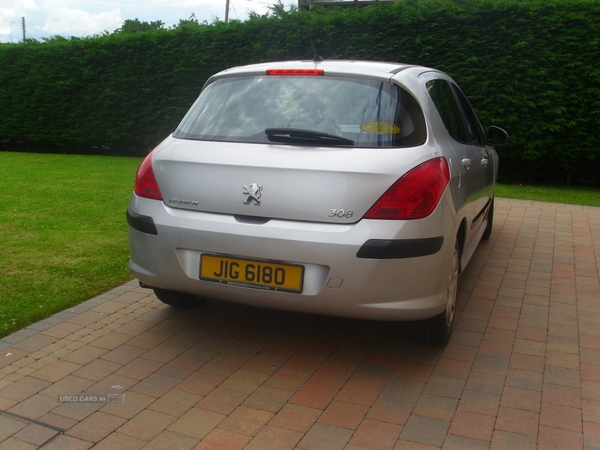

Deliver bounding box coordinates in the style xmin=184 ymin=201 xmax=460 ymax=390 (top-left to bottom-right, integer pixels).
xmin=86 ymin=373 xmax=138 ymax=396
xmin=143 ymin=390 xmax=200 ymax=422
xmin=113 ymin=357 xmax=163 ymax=381
xmin=349 ymin=419 xmax=402 ymax=450
xmin=0 ymin=415 xmax=28 ymax=441
xmin=215 ymin=406 xmax=274 ymax=436
xmin=490 ymin=430 xmax=537 ymax=449
xmin=317 ymin=400 xmax=368 ymax=430
xmin=537 ymin=425 xmax=583 ymax=449
xmin=289 ymin=383 xmax=338 ymax=410
xmin=2 ymin=199 xmax=600 ymax=448
xmin=65 ymin=411 xmax=126 ymax=443
xmin=197 ymin=387 xmax=248 ymax=415
xmin=168 ymin=408 xmax=225 ymax=439
xmin=0 ymin=376 xmax=51 ymax=402
xmin=8 ymin=393 xmax=57 ymax=419
xmin=245 ymin=385 xmax=293 ymax=412
xmin=195 ymin=428 xmax=252 ymax=450
xmin=366 ymin=396 xmax=412 ymax=426
xmin=443 ymin=435 xmax=492 ymax=450
xmin=35 ymin=412 xmax=78 ymax=431
xmin=142 ymin=430 xmax=199 ymax=450
xmin=399 ymin=415 xmax=450 ymax=447
xmin=495 ymin=406 xmax=539 ymax=437
xmin=93 ymin=432 xmax=146 ymax=450
xmin=99 ymin=391 xmax=155 ymax=419
xmin=60 ymin=346 xmax=109 ymax=366
xmin=71 ymin=359 xmax=122 ymax=382
xmin=220 ymin=370 xmax=268 ymax=395
xmin=0 ymin=436 xmax=38 ymax=450
xmin=13 ymin=423 xmax=60 ymax=446
xmin=449 ymin=410 xmax=495 ymax=441
xmin=297 ymin=423 xmax=353 ymax=450
xmin=264 ymin=368 xmax=311 ymax=392
xmin=245 ymin=425 xmax=303 ymax=450
xmin=423 ymin=375 xmax=466 ymax=400
xmin=29 ymin=360 xmax=81 ymax=383
xmin=100 ymin=344 xmax=148 ymax=365
xmin=129 ymin=373 xmax=181 ymax=397
xmin=117 ymin=409 xmax=176 ymax=441
xmin=412 ymin=393 xmax=459 ymax=421
xmin=269 ymin=403 xmax=321 ymax=433
xmin=41 ymin=322 xmax=85 ymax=339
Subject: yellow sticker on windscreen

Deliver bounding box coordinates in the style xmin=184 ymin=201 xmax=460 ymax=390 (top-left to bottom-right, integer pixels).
xmin=360 ymin=122 xmax=401 ymax=135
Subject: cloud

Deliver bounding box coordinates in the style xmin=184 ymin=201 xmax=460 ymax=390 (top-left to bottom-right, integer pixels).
xmin=0 ymin=0 xmax=39 ymax=16
xmin=0 ymin=0 xmax=279 ymax=42
xmin=40 ymin=2 xmax=122 ymax=36
xmin=0 ymin=0 xmax=39 ymax=39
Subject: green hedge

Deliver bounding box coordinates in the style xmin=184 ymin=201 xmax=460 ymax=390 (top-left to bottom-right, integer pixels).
xmin=1 ymin=0 xmax=599 ymax=185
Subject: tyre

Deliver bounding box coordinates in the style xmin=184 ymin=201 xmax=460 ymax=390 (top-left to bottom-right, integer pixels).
xmin=413 ymin=242 xmax=460 ymax=345
xmin=482 ymin=196 xmax=494 ymax=240
xmin=153 ymin=288 xmax=199 ymax=308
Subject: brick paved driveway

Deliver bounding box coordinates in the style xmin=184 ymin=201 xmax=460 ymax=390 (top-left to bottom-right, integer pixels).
xmin=1 ymin=198 xmax=599 ymax=449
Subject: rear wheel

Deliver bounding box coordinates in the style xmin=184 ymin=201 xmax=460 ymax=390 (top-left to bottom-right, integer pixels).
xmin=413 ymin=242 xmax=460 ymax=345
xmin=153 ymin=288 xmax=199 ymax=308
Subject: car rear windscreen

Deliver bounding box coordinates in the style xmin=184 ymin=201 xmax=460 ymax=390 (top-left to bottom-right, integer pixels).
xmin=173 ymin=75 xmax=426 ymax=148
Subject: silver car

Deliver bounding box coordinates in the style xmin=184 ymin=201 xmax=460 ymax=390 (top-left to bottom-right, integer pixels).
xmin=126 ymin=60 xmax=508 ymax=344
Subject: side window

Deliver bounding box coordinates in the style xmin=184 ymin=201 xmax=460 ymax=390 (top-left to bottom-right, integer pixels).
xmin=426 ymin=79 xmax=467 ymax=143
xmin=452 ymin=84 xmax=486 ymax=146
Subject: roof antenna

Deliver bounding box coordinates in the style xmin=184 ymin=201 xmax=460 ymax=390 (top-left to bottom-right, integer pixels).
xmin=310 ymin=35 xmax=324 ymax=62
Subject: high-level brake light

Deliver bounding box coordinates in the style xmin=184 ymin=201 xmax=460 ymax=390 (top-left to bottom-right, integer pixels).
xmin=266 ymin=69 xmax=324 ymax=76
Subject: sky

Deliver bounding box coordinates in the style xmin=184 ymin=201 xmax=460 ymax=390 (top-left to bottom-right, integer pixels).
xmin=0 ymin=0 xmax=287 ymax=43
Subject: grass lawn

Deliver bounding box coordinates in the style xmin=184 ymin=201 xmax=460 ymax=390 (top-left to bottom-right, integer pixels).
xmin=1 ymin=151 xmax=599 ymax=339
xmin=496 ymin=184 xmax=600 ymax=207
xmin=0 ymin=152 xmax=141 ymax=338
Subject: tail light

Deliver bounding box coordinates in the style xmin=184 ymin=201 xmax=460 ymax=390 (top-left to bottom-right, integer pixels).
xmin=134 ymin=151 xmax=163 ymax=201
xmin=364 ymin=157 xmax=450 ymax=220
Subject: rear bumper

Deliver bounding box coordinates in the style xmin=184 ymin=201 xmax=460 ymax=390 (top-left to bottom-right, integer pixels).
xmin=126 ymin=194 xmax=456 ymax=321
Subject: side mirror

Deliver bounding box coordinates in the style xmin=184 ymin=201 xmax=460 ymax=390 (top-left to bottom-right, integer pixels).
xmin=486 ymin=126 xmax=509 ymax=147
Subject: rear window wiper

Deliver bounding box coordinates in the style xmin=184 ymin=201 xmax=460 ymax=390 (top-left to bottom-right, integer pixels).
xmin=265 ymin=128 xmax=354 ymax=146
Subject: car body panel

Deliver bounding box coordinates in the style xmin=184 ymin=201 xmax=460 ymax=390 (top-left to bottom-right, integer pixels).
xmin=154 ymin=138 xmax=433 ymax=224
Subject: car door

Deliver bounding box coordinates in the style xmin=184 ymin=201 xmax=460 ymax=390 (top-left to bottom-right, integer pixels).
xmin=424 ymin=76 xmax=488 ymax=258
xmin=450 ymin=82 xmax=495 ymax=209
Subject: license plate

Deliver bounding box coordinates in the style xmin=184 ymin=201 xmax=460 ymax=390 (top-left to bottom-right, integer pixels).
xmin=200 ymin=254 xmax=304 ymax=293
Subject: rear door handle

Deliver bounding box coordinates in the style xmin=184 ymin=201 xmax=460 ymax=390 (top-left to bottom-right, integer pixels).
xmin=461 ymin=158 xmax=472 ymax=169
xmin=481 ymin=158 xmax=489 ymax=167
